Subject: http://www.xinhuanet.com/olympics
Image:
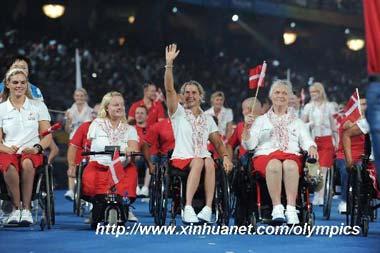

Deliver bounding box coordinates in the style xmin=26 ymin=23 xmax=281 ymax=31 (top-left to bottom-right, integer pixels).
xmin=95 ymin=222 xmax=361 ymax=238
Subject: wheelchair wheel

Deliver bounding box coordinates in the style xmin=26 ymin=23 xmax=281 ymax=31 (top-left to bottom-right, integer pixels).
xmin=44 ymin=165 xmax=53 ymax=229
xmin=48 ymin=164 xmax=56 ymax=225
xmin=149 ymin=168 xmax=157 ymax=216
xmin=74 ymin=164 xmax=83 ymax=216
xmin=250 ymin=213 xmax=257 ymax=232
xmin=370 ymin=200 xmax=377 ymax=222
xmin=347 ymin=166 xmax=361 ymax=228
xmin=216 ymin=167 xmax=230 ymax=226
xmin=323 ymin=167 xmax=334 ymax=220
xmin=362 ymin=216 xmax=369 ymax=237
xmin=154 ymin=164 xmax=168 ymax=226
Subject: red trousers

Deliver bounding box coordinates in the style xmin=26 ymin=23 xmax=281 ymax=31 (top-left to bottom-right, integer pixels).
xmin=82 ymin=161 xmax=137 ymax=198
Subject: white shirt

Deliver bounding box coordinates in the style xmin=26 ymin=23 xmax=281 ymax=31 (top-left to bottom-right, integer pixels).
xmin=0 ymin=97 xmax=51 ymax=153
xmin=87 ymin=118 xmax=139 ymax=166
xmin=205 ymin=106 xmax=233 ymax=136
xmin=302 ymin=101 xmax=336 ymax=138
xmin=67 ymin=103 xmax=93 ymax=139
xmin=356 ymin=118 xmax=374 ymax=161
xmin=242 ymin=112 xmax=316 ymax=157
xmin=170 ymin=104 xmax=218 ymax=159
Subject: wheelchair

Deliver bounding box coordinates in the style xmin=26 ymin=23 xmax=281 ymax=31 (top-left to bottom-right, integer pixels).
xmin=73 ymin=158 xmax=91 ymax=217
xmin=75 ymin=148 xmax=143 ymax=229
xmin=346 ymin=135 xmax=380 ymax=236
xmin=151 ymin=155 xmax=231 ymax=226
xmin=232 ymin=151 xmax=317 ymax=230
xmin=323 ymin=162 xmax=342 ymax=220
xmin=0 ymin=156 xmax=55 ymax=231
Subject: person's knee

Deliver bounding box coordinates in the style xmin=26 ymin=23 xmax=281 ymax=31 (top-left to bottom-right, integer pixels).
xmin=204 ymin=158 xmax=215 ymax=172
xmin=190 ymin=158 xmax=204 ymax=171
xmin=282 ymin=160 xmax=298 ymax=173
xmin=266 ymin=159 xmax=282 ymax=174
xmin=21 ymin=159 xmax=35 ymax=172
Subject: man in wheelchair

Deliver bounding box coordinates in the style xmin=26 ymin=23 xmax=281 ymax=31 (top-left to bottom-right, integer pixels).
xmin=81 ymin=91 xmax=140 ymax=224
xmin=164 ymin=44 xmax=233 ymax=223
xmin=0 ymin=68 xmax=52 ymax=225
xmin=242 ymin=80 xmax=318 ymax=225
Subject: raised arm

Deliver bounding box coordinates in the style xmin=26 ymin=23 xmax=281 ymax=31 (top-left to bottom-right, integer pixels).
xmin=164 ymin=44 xmax=180 ymax=116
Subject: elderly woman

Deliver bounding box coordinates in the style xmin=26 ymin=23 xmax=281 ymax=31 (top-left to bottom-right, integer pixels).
xmin=242 ymin=80 xmax=318 ymax=225
xmin=0 ymin=68 xmax=52 ymax=225
xmin=81 ymin=91 xmax=139 ymax=222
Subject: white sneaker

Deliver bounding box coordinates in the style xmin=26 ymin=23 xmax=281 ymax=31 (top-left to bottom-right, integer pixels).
xmin=140 ymin=186 xmax=149 ymax=197
xmin=182 ymin=205 xmax=199 ymax=223
xmin=6 ymin=209 xmax=21 ymax=224
xmin=338 ymin=201 xmax=347 ymax=214
xmin=20 ymin=209 xmax=33 ymax=225
xmin=197 ymin=206 xmax=212 ymax=223
xmin=271 ymin=204 xmax=285 ymax=223
xmin=312 ymin=195 xmax=324 ymax=206
xmin=136 ymin=186 xmax=141 ymax=196
xmin=64 ymin=190 xmax=74 ymax=201
xmin=285 ymin=205 xmax=299 ymax=225
xmin=128 ymin=210 xmax=138 ymax=222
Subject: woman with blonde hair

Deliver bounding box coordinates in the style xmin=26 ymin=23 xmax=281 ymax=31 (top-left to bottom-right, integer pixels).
xmin=81 ymin=91 xmax=140 ymax=221
xmin=302 ymin=82 xmax=337 ymax=205
xmin=0 ymin=68 xmax=52 ymax=225
xmin=64 ymin=88 xmax=93 ymax=200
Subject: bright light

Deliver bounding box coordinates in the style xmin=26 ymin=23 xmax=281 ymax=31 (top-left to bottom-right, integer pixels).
xmin=345 ymin=28 xmax=350 ymax=34
xmin=42 ymin=4 xmax=65 ymax=19
xmin=283 ymin=32 xmax=297 ymax=45
xmin=290 ymin=22 xmax=296 ymax=28
xmin=232 ymin=14 xmax=239 ymax=22
xmin=172 ymin=7 xmax=178 ymax=13
xmin=346 ymin=38 xmax=365 ymax=51
xmin=272 ymin=60 xmax=280 ymax=67
xmin=92 ymin=73 xmax=97 ymax=78
xmin=128 ymin=16 xmax=135 ymax=24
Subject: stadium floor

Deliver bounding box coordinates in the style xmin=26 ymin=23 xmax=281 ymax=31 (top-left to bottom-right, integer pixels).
xmin=0 ymin=190 xmax=379 ymax=253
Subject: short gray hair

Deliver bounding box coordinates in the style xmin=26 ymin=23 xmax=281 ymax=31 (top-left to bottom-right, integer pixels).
xmin=180 ymin=80 xmax=206 ymax=103
xmin=269 ymin=79 xmax=293 ymax=97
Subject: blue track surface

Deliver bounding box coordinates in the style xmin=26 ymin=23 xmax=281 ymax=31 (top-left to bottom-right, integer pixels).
xmin=0 ymin=191 xmax=379 ymax=253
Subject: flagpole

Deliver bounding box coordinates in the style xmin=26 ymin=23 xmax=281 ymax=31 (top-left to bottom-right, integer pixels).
xmin=356 ymin=88 xmax=363 ymax=117
xmin=250 ymin=61 xmax=266 ymax=113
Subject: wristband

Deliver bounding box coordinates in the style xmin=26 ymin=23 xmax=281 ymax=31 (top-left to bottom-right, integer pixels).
xmin=33 ymin=144 xmax=43 ymax=154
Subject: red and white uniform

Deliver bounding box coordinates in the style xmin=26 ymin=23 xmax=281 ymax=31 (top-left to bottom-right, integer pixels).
xmin=336 ymin=117 xmax=364 ymax=163
xmin=128 ymin=100 xmax=165 ymax=127
xmin=302 ymin=101 xmax=336 ymax=167
xmin=0 ymin=98 xmax=50 ymax=172
xmin=227 ymin=122 xmax=247 ymax=158
xmin=82 ymin=118 xmax=139 ymax=198
xmin=205 ymin=106 xmax=233 ymax=137
xmin=170 ymin=104 xmax=218 ymax=170
xmin=69 ymin=121 xmax=92 ymax=165
xmin=144 ymin=119 xmax=174 ymax=156
xmin=356 ymin=118 xmax=379 ymax=198
xmin=243 ymin=108 xmax=316 ymax=176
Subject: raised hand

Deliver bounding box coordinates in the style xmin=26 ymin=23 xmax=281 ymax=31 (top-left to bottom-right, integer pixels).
xmin=165 ymin=44 xmax=180 ymax=64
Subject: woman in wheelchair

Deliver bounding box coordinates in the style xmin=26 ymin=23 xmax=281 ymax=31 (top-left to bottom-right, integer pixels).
xmin=164 ymin=44 xmax=233 ymax=223
xmin=81 ymin=91 xmax=140 ymax=221
xmin=242 ymin=80 xmax=318 ymax=225
xmin=0 ymin=68 xmax=52 ymax=225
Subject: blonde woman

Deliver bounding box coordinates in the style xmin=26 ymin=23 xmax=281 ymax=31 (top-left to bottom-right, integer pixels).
xmin=243 ymin=80 xmax=318 ymax=225
xmin=64 ymin=88 xmax=93 ymax=200
xmin=81 ymin=91 xmax=139 ymax=221
xmin=205 ymin=91 xmax=234 ymax=139
xmin=0 ymin=68 xmax=52 ymax=225
xmin=302 ymin=82 xmax=337 ymax=205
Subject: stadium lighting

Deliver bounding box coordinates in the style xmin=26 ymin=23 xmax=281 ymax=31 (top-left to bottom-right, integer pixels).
xmin=128 ymin=16 xmax=135 ymax=24
xmin=42 ymin=4 xmax=65 ymax=19
xmin=283 ymin=32 xmax=297 ymax=45
xmin=172 ymin=7 xmax=178 ymax=13
xmin=290 ymin=22 xmax=296 ymax=28
xmin=346 ymin=38 xmax=365 ymax=51
xmin=232 ymin=15 xmax=239 ymax=22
